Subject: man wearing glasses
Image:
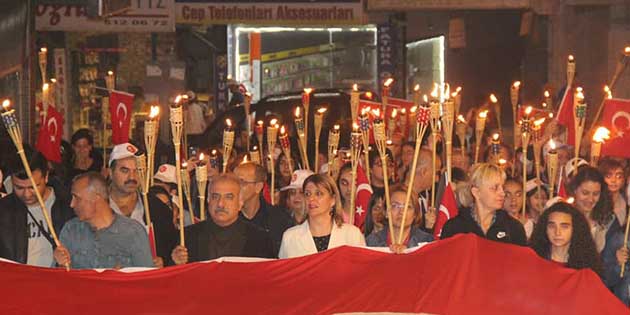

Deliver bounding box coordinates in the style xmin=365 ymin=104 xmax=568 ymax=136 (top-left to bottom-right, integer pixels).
xmin=234 ymin=162 xmax=294 ymax=256
xmin=170 ymin=174 xmax=274 ymax=264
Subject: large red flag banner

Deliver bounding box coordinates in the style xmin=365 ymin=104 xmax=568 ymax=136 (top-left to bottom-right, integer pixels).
xmin=0 ymin=234 xmax=625 ymax=315
xmin=109 ymin=90 xmax=134 ymax=145
xmin=556 ymin=87 xmax=576 ymax=145
xmin=35 ymin=104 xmax=64 ymax=163
xmin=600 ymin=98 xmax=630 ymax=158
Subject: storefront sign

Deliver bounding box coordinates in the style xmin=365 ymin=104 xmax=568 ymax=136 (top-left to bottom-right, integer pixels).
xmin=367 ymin=0 xmax=529 ymax=10
xmin=215 ymin=54 xmax=228 ymax=111
xmin=35 ymin=0 xmax=175 ymax=32
xmin=377 ymin=23 xmax=398 ymax=96
xmin=53 ymin=48 xmax=69 ymax=140
xmin=176 ymin=1 xmax=364 ymax=26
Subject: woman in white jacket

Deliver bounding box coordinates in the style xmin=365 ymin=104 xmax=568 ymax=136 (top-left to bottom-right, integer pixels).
xmin=278 ymin=173 xmax=366 ymax=259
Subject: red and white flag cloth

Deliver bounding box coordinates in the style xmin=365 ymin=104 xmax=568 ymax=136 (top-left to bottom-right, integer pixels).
xmin=0 ymin=234 xmax=625 ymax=315
xmin=599 ymin=98 xmax=630 ymax=158
xmin=555 ymin=87 xmax=576 ymax=145
xmin=148 ymin=224 xmax=157 ymax=258
xmin=352 ymin=164 xmax=372 ymax=232
xmin=434 ymin=181 xmax=458 ymax=238
xmin=109 ymin=90 xmax=134 ymax=145
xmin=35 ymin=103 xmax=64 ymax=163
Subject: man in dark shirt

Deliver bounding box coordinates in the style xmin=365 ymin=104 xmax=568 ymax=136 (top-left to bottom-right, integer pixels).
xmin=234 ymin=162 xmax=293 ymax=255
xmin=171 ymin=174 xmax=274 ymax=264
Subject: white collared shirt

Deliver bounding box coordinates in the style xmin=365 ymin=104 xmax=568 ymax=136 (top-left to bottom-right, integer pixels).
xmin=110 ymin=193 xmax=145 ymax=227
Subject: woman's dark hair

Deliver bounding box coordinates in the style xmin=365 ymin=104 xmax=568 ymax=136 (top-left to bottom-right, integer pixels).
xmin=337 ymin=162 xmax=353 ymax=204
xmin=568 ymin=166 xmax=613 ymax=226
xmin=274 ymin=151 xmax=299 ymax=187
xmin=597 ymin=157 xmax=625 ymax=177
xmin=364 ymin=190 xmax=385 ymax=236
xmin=529 ymin=202 xmax=604 ymax=277
xmin=71 ymin=128 xmax=94 ymax=146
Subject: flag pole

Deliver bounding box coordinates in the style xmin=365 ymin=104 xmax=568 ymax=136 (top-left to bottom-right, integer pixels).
xmin=170 ymin=95 xmax=186 ymax=247
xmin=373 ymin=112 xmax=395 ymax=243
xmin=135 ymin=153 xmax=156 ymax=258
xmin=589 ymin=47 xmax=630 ymax=134
xmin=520 ymin=107 xmax=532 ymax=220
xmin=349 ymin=124 xmax=363 ymax=226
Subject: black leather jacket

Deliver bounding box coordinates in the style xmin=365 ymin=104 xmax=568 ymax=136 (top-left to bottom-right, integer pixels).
xmin=0 ymin=181 xmax=75 ymax=264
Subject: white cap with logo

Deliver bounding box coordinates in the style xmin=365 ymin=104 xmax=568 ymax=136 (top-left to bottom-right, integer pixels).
xmin=154 ymin=164 xmax=177 ymax=184
xmin=108 ymin=143 xmax=139 ymax=167
xmin=280 ymin=169 xmax=315 ymax=191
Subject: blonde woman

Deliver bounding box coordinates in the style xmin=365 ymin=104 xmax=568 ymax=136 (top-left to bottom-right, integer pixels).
xmin=278 ymin=174 xmax=366 ymax=258
xmin=440 ymin=163 xmax=527 ymax=246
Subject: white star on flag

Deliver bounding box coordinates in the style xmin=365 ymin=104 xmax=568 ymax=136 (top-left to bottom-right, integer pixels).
xmin=355 ymin=205 xmax=364 ymax=216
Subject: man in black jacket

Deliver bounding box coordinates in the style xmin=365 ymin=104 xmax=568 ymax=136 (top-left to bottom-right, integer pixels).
xmin=234 ymin=162 xmax=293 ymax=255
xmin=171 ymin=174 xmax=274 ymax=264
xmin=0 ymin=150 xmax=74 ymax=266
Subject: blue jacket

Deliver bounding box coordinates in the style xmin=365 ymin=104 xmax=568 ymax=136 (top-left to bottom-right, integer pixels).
xmin=601 ymin=217 xmax=629 ymax=306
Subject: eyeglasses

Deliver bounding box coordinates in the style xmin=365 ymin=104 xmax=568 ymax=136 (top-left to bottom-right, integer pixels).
xmin=391 ymin=202 xmax=413 ymax=211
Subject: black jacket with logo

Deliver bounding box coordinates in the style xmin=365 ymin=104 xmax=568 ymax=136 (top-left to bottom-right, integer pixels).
xmin=0 ymin=181 xmax=75 ymax=263
xmin=440 ymin=207 xmax=527 ymax=246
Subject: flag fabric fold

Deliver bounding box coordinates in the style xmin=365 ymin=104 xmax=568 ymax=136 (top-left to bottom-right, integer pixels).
xmin=109 ymin=90 xmax=134 ymax=145
xmin=0 ymin=234 xmax=624 ymax=315
xmin=35 ymin=104 xmax=64 ymax=163
xmin=556 ymin=87 xmax=575 ymax=145
xmin=599 ymin=98 xmax=630 ymax=158
xmin=353 ymin=164 xmax=372 ymax=231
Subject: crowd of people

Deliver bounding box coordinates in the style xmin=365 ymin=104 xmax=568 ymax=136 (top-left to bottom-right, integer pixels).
xmin=0 ymin=106 xmax=629 ymax=307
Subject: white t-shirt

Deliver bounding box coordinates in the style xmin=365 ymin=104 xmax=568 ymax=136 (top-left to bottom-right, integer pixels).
xmin=26 ymin=189 xmax=56 ymax=267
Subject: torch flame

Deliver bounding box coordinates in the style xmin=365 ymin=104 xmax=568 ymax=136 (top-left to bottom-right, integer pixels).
xmin=361 ymin=107 xmax=370 ymax=115
xmin=549 ymin=112 xmax=554 ymax=118
xmin=492 ymin=133 xmax=500 ymax=141
xmin=512 ymin=81 xmax=521 ymax=89
xmin=423 ymin=95 xmax=429 ymax=103
xmin=280 ymin=125 xmax=286 ymax=134
xmin=365 ymin=91 xmax=373 ymax=99
xmin=303 ymin=88 xmax=313 ymax=95
xmin=391 ymin=109 xmax=398 ymax=118
xmin=317 ymin=107 xmax=327 ymax=114
xmin=40 ymin=47 xmax=47 ymax=53
xmin=479 ymin=110 xmax=488 ymax=119
xmin=252 ymin=146 xmax=258 ymax=151
xmin=544 ymin=90 xmax=550 ymax=98
xmin=199 ymin=153 xmax=205 ymax=161
xmin=149 ymin=105 xmax=160 ymax=119
xmin=42 ymin=83 xmax=49 ymax=91
xmin=549 ymin=139 xmax=557 ymax=150
xmin=576 ymin=88 xmax=585 ymax=100
xmin=499 ymin=158 xmax=507 ymax=165
xmin=174 ymin=95 xmax=183 ymax=104
xmin=225 ymin=119 xmax=232 ymax=127
xmin=593 ymin=127 xmax=611 ymax=143
xmin=107 ymin=70 xmax=114 ymax=76
xmin=490 ymin=94 xmax=498 ymax=103
xmin=295 ymin=106 xmax=301 ymax=118
xmin=243 ymin=155 xmax=248 ymax=163
xmin=2 ymin=99 xmax=10 ymax=109
xmin=624 ymin=46 xmax=630 ymax=56
xmin=182 ymin=162 xmax=188 ymax=168
xmin=372 ymin=108 xmax=381 ymax=118
xmin=457 ymin=115 xmax=466 ymax=123
xmin=430 ymin=83 xmax=439 ymax=98
xmin=456 ymin=86 xmax=462 ymax=93
xmin=410 ymin=106 xmax=418 ymax=113
xmin=353 ymin=84 xmax=358 ymax=91
xmin=270 ymin=118 xmax=278 ymax=125
xmin=604 ymin=85 xmax=612 ymax=99
xmin=525 ymin=106 xmax=533 ymax=116
xmin=50 ymin=78 xmax=56 ymax=83
xmin=413 ymin=84 xmax=420 ymax=92
xmin=384 ymin=78 xmax=394 ymax=87
xmin=568 ymin=55 xmax=574 ymax=62
xmin=567 ymin=197 xmax=575 ymax=204
xmin=534 ymin=118 xmax=546 ymax=127
xmin=352 ymin=122 xmax=359 ymax=131
xmin=257 ymin=120 xmax=264 ymax=126
xmin=401 ymin=108 xmax=406 ymax=114
xmin=211 ymin=149 xmax=217 ymax=155
xmin=334 ymin=124 xmax=340 ymax=131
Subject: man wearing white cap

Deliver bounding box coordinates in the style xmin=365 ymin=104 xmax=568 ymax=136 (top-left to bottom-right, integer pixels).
xmin=153 ymin=163 xmax=196 ymax=228
xmin=107 ymin=143 xmax=178 ymax=267
xmin=280 ymin=169 xmax=314 ymax=224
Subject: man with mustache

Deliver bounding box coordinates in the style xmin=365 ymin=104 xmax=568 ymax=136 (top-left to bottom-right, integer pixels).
xmin=107 ymin=143 xmax=178 ymax=267
xmin=171 ymin=174 xmax=275 ymax=264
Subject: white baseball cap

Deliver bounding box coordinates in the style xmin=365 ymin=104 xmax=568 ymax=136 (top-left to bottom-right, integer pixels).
xmin=109 ymin=143 xmax=139 ymax=167
xmin=525 ymin=179 xmax=547 ymax=194
xmin=280 ymin=169 xmax=314 ymax=191
xmin=154 ymin=164 xmax=176 ymax=184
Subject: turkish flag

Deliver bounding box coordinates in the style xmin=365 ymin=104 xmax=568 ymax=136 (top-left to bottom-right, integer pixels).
xmin=35 ymin=104 xmax=63 ymax=163
xmin=434 ymin=181 xmax=458 ymax=238
xmin=353 ymin=164 xmax=372 ymax=231
xmin=109 ymin=90 xmax=134 ymax=145
xmin=600 ymin=98 xmax=630 ymax=158
xmin=555 ymin=87 xmax=575 ymax=145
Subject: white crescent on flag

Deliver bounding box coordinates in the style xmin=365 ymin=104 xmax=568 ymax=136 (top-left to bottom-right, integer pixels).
xmin=611 ymin=111 xmax=630 ymax=138
xmin=47 ymin=117 xmax=58 ymax=142
xmin=116 ymin=102 xmax=128 ymax=128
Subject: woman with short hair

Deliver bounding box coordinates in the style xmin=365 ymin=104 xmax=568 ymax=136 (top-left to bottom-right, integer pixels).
xmin=440 ymin=163 xmax=527 ymax=246
xmin=278 ymin=174 xmax=365 ymax=259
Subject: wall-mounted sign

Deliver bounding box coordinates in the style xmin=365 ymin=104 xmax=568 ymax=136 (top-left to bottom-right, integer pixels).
xmin=35 ymin=0 xmax=175 ymax=32
xmin=176 ymin=1 xmax=364 ymax=26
